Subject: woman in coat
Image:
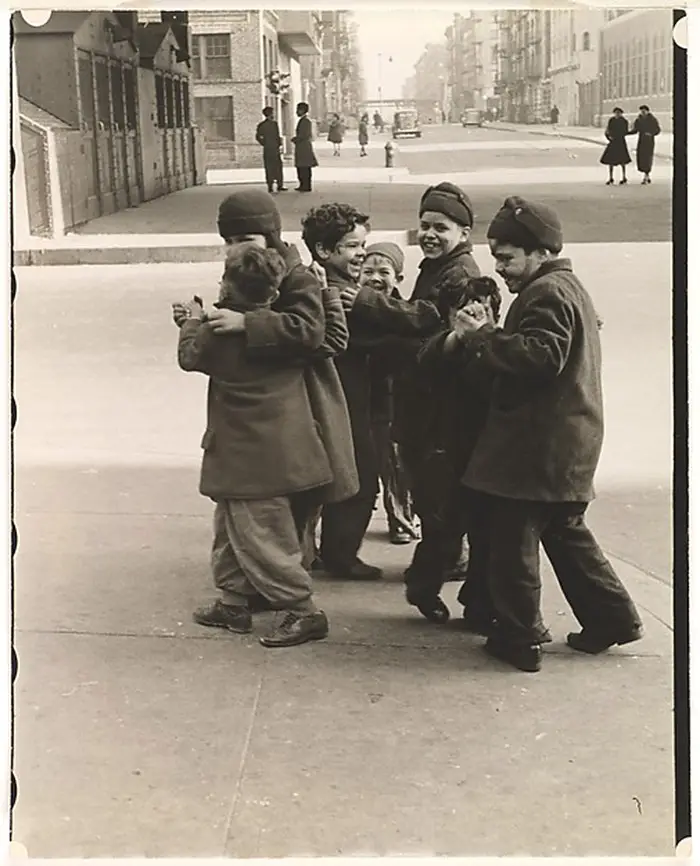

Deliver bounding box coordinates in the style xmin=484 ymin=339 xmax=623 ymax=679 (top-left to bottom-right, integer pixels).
xmin=631 ymin=105 xmax=661 ymax=185
xmin=327 ymin=113 xmax=344 ymax=157
xmin=358 ymin=113 xmax=369 ymax=157
xmin=600 ymin=107 xmax=631 ymax=186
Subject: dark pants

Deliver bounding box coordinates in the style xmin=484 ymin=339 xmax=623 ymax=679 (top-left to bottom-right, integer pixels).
xmin=296 ymin=166 xmax=312 ymax=191
xmin=471 ymin=491 xmax=643 ymax=646
xmin=263 ymin=152 xmax=284 ymax=190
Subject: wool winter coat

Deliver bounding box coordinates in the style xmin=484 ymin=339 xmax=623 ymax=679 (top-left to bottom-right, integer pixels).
xmin=178 ymin=319 xmax=332 ymax=501
xmin=631 ymin=113 xmax=661 ymax=174
xmin=600 ymin=115 xmax=631 ymax=166
xmin=461 ymin=258 xmax=605 ymax=502
xmin=293 ymin=115 xmax=318 ymax=168
xmin=244 ymin=244 xmax=358 ymax=504
xmin=327 ymin=119 xmax=344 ymax=144
xmin=358 ymin=119 xmax=369 ymax=146
xmin=410 ymin=242 xmax=481 ymax=302
xmin=255 ymin=117 xmax=282 ymax=154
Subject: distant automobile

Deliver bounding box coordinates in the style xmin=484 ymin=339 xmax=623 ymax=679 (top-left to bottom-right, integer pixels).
xmin=392 ymin=109 xmax=421 ymax=139
xmin=461 ymin=109 xmax=483 ymax=127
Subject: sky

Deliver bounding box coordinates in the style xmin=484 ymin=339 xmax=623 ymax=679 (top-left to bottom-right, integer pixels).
xmin=353 ymin=9 xmax=455 ymax=99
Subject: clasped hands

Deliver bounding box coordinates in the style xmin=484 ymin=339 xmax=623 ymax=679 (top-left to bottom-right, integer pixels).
xmin=171 ymin=298 xmax=245 ymax=334
xmin=451 ymin=300 xmax=490 ymax=340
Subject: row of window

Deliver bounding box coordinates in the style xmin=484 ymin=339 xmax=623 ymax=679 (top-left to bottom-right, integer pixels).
xmin=602 ymin=39 xmax=671 ymax=99
xmin=154 ymin=72 xmax=192 ymax=129
xmin=191 ymin=34 xmax=232 ymax=80
xmin=194 ymin=95 xmax=235 ymax=142
xmin=550 ymin=31 xmax=592 ymax=54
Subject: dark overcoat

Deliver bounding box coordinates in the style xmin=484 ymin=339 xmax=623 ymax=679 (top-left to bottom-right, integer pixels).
xmin=178 ymin=318 xmax=332 ymax=501
xmin=461 ymin=258 xmax=605 ymax=502
xmin=244 ymin=244 xmax=358 ymax=504
xmin=631 ymin=113 xmax=661 ymax=173
xmin=327 ymin=119 xmax=344 ymax=144
xmin=293 ymin=115 xmax=318 ymax=168
xmin=600 ymin=115 xmax=631 ymax=166
xmin=358 ymin=119 xmax=369 ymax=146
xmin=255 ymin=117 xmax=282 ymax=154
xmin=410 ymin=242 xmax=481 ymax=302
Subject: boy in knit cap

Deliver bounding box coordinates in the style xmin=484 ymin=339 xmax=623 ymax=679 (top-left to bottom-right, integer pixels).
xmin=360 ymin=242 xmax=420 ymax=545
xmin=175 ymin=243 xmax=332 ymax=648
xmin=447 ymin=195 xmax=643 ymax=672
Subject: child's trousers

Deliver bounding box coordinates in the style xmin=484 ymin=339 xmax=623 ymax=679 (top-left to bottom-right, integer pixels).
xmin=211 ymin=498 xmax=316 ymax=613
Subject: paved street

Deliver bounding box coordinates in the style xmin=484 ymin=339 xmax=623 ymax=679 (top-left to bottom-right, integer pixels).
xmin=12 ymin=120 xmax=675 ymax=856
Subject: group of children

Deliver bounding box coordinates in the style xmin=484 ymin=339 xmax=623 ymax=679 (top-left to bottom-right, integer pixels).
xmin=172 ymin=181 xmax=502 ymax=649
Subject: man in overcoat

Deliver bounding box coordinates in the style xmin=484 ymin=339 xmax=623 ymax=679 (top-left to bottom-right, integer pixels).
xmin=255 ymin=106 xmax=286 ymax=194
xmin=292 ymin=102 xmax=318 ymax=192
xmin=449 ymin=196 xmax=643 ymax=672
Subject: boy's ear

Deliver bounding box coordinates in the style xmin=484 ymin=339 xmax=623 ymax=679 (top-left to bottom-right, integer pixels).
xmin=314 ymin=241 xmax=330 ymax=262
xmin=396 ymin=274 xmax=404 ymax=283
xmin=461 ymin=226 xmax=472 ymax=240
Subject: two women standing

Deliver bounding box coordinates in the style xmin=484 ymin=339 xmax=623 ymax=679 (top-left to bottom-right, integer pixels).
xmin=600 ymin=105 xmax=661 ymax=186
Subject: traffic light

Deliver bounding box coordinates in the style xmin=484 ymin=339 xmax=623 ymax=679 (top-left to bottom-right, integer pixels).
xmin=266 ymin=70 xmax=291 ymax=95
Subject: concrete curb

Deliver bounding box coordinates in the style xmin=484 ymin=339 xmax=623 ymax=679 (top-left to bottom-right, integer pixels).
xmin=206 ymin=165 xmax=409 ymax=186
xmin=492 ymin=122 xmax=674 ymax=162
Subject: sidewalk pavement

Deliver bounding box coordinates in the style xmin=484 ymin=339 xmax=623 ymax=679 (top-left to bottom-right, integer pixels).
xmin=491 ymin=121 xmax=674 ymax=160
xmin=13 ymin=463 xmax=674 ymax=858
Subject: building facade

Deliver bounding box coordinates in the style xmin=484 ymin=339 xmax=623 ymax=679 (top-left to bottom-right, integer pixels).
xmin=549 ymin=9 xmax=605 ymax=126
xmin=13 ymin=10 xmax=203 ymax=238
xmin=139 ymin=10 xmax=321 ymax=169
xmin=413 ymin=43 xmax=448 ymax=123
xmin=496 ymin=10 xmax=552 ymax=124
xmin=601 ymin=8 xmax=673 ymax=129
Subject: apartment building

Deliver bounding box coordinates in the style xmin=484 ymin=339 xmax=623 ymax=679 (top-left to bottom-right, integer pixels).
xmin=496 ymin=10 xmax=551 ymax=124
xmin=549 ymin=9 xmax=605 ymax=126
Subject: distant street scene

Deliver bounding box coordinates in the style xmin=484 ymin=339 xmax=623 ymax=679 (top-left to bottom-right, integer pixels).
xmin=12 ymin=6 xmax=679 ymax=860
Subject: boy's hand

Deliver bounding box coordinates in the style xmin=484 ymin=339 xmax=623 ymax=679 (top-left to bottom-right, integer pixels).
xmin=206 ymin=308 xmax=246 ymax=334
xmin=340 ymin=286 xmax=360 ymax=310
xmin=453 ymin=304 xmax=488 ymax=339
xmin=172 ymin=303 xmax=188 ymax=327
xmin=180 ymin=298 xmax=205 ymax=321
xmin=308 ymin=261 xmax=328 ymax=289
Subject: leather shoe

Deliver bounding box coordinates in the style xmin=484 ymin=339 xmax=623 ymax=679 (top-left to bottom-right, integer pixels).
xmin=325 ymin=558 xmax=383 ymax=581
xmin=567 ymin=626 xmax=643 ymax=655
xmin=259 ymin=610 xmax=329 ymax=648
xmin=389 ymin=526 xmax=414 ymax=545
xmin=406 ymin=590 xmax=450 ymax=624
xmin=193 ymin=600 xmax=252 ymax=634
xmin=484 ymin=637 xmax=542 ymax=672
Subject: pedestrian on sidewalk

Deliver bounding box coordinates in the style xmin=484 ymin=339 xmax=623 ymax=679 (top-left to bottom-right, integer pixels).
xmin=402 ymin=273 xmax=502 ymax=628
xmin=447 ymin=195 xmax=643 ymax=672
xmin=630 ymin=104 xmax=661 ymax=185
xmin=360 ymin=242 xmax=420 ymax=546
xmin=358 ymin=113 xmax=370 ymax=157
xmin=550 ymin=105 xmax=559 ymax=131
xmin=174 ymin=243 xmax=332 ymax=648
xmin=292 ymin=102 xmax=317 ymax=192
xmin=600 ymin=107 xmax=631 ymax=185
xmin=174 ymin=189 xmax=358 ymax=643
xmin=255 ymin=106 xmax=287 ymax=194
xmin=327 ymin=113 xmax=345 ymax=157
xmin=301 ymin=202 xmax=385 ymax=582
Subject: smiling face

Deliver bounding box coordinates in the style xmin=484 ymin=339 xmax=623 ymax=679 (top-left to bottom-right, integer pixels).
xmin=360 ymin=253 xmax=401 ymax=294
xmin=417 ymin=210 xmax=469 ymax=259
xmin=316 ymin=223 xmax=368 ymax=281
xmin=488 ymin=240 xmax=549 ymax=294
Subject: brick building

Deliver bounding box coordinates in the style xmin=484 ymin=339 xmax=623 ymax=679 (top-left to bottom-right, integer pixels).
xmin=549 ymin=9 xmax=605 ymax=126
xmin=13 ymin=10 xmax=204 ymax=238
xmin=495 ymin=10 xmax=551 ymax=124
xmin=138 ymin=10 xmax=321 ymax=169
xmin=601 ymin=9 xmax=673 ymax=129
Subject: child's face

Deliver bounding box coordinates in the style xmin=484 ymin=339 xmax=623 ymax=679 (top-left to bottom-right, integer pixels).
xmin=418 ymin=211 xmax=469 ymax=260
xmin=360 ymin=253 xmax=402 ymax=295
xmin=224 ymin=234 xmax=267 ymax=250
xmin=317 ymin=223 xmax=368 ymax=281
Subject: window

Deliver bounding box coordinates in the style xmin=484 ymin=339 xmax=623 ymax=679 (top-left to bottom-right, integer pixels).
xmin=583 ymin=31 xmax=590 ymax=51
xmin=165 ymin=76 xmax=174 ymax=128
xmin=124 ymin=65 xmax=137 ymax=130
xmin=110 ymin=63 xmax=125 ymax=130
xmin=203 ymin=34 xmax=231 ymax=79
xmin=78 ymin=51 xmax=95 ymax=129
xmin=95 ymin=59 xmax=111 ymax=128
xmin=194 ymin=96 xmax=234 ymax=141
xmin=155 ymin=73 xmax=166 ymax=128
xmin=191 ymin=37 xmax=202 ymax=79
xmin=182 ymin=79 xmax=190 ymax=126
xmin=174 ymin=78 xmax=183 ymax=127
xmin=571 ymin=32 xmax=576 ymax=53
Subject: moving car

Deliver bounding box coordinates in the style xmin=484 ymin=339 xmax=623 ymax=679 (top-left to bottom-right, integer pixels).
xmin=461 ymin=108 xmax=483 ymax=127
xmin=392 ymin=109 xmax=421 ymax=139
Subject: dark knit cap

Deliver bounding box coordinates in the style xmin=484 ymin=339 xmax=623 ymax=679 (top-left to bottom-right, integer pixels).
xmin=487 ymin=196 xmax=564 ymax=254
xmin=217 ymin=189 xmax=282 ymax=239
xmin=364 ymin=241 xmax=405 ymax=276
xmin=419 ymin=182 xmax=474 ymax=228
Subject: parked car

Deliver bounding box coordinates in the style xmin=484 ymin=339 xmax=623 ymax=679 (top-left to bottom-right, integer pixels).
xmin=461 ymin=109 xmax=483 ymax=127
xmin=392 ymin=109 xmax=421 ymax=139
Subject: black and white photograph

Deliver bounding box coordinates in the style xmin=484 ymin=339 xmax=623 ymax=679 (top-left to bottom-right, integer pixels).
xmin=10 ymin=4 xmax=686 ymax=858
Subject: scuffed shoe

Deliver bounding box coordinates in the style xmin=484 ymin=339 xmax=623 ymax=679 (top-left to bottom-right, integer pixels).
xmin=325 ymin=558 xmax=383 ymax=581
xmin=406 ymin=590 xmax=450 ymax=624
xmin=259 ymin=610 xmax=329 ymax=648
xmin=389 ymin=526 xmax=414 ymax=545
xmin=461 ymin=608 xmax=496 ymax=636
xmin=484 ymin=637 xmax=542 ymax=672
xmin=566 ymin=626 xmax=643 ymax=655
xmin=193 ymin=600 xmax=252 ymax=634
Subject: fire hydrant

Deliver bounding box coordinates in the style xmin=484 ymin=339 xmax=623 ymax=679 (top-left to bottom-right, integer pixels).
xmin=384 ymin=139 xmax=396 ymax=168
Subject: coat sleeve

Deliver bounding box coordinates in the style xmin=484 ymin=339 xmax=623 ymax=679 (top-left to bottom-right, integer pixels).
xmin=457 ymin=287 xmax=576 ymax=381
xmin=244 ymin=266 xmax=326 ymax=358
xmin=178 ymin=319 xmax=215 ymax=373
xmin=348 ymin=286 xmax=442 ymax=336
xmin=255 ymin=123 xmax=264 ymax=146
xmin=315 ymin=286 xmax=349 ymax=357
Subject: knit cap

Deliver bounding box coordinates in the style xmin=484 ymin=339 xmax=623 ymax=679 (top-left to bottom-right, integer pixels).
xmin=487 ymin=196 xmax=563 ymax=254
xmin=364 ymin=242 xmax=405 ymax=276
xmin=419 ymin=181 xmax=474 ymax=228
xmin=217 ymin=189 xmax=282 ymax=239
